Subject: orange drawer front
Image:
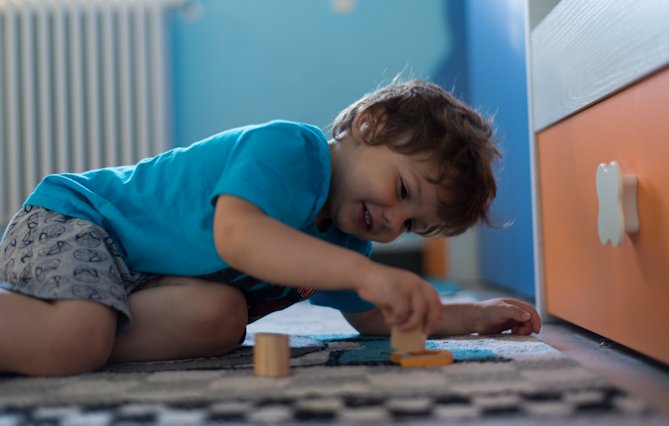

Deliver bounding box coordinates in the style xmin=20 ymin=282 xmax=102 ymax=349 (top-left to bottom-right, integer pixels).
xmin=538 ymin=67 xmax=669 ymax=365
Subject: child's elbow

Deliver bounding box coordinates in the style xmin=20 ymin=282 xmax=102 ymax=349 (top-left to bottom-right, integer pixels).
xmin=213 ymin=216 xmax=238 ymax=265
xmin=343 ymin=309 xmax=388 ymax=336
xmin=212 ymin=195 xmax=254 ymax=267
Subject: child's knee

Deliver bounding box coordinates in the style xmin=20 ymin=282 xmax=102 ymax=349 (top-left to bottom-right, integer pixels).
xmin=40 ymin=339 xmax=111 ymax=376
xmin=194 ymin=284 xmax=248 ymax=352
xmin=36 ymin=302 xmax=117 ymax=376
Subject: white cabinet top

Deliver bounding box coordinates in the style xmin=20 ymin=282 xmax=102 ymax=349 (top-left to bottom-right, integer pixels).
xmin=530 ymin=0 xmax=669 ymax=131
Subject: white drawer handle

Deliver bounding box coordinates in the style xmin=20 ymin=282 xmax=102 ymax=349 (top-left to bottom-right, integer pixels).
xmin=596 ymin=161 xmax=639 ymax=246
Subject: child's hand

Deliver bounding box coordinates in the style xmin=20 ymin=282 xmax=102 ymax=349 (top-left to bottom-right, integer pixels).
xmin=356 ymin=264 xmax=443 ymax=335
xmin=475 ymin=298 xmax=541 ymax=335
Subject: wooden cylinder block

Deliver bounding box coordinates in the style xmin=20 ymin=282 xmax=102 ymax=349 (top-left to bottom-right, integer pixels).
xmin=253 ymin=333 xmax=291 ymax=377
xmin=390 ymin=325 xmax=425 ymax=353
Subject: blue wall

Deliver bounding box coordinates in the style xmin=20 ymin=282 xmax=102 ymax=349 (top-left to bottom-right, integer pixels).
xmin=169 ymin=0 xmax=459 ymax=147
xmin=166 ymin=0 xmax=534 ymax=296
xmin=464 ymin=0 xmax=535 ymax=297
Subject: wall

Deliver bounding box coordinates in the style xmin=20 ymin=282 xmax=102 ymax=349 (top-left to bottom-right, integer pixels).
xmin=167 ymin=0 xmax=471 ymax=267
xmin=168 ymin=0 xmax=460 ymax=147
xmin=168 ymin=1 xmax=527 ymax=283
xmin=464 ymin=0 xmax=535 ymax=297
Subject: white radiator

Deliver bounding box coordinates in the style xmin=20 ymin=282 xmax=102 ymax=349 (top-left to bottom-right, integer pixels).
xmin=1 ymin=0 xmax=178 ymax=227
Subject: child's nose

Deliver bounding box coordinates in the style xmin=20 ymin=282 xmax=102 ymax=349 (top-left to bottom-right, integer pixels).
xmin=382 ymin=207 xmax=408 ymax=233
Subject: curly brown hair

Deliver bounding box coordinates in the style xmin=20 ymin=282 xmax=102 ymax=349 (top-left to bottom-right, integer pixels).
xmin=332 ymin=80 xmax=500 ymax=237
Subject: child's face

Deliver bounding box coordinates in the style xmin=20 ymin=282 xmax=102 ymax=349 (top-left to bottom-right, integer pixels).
xmin=326 ymin=135 xmax=442 ymax=243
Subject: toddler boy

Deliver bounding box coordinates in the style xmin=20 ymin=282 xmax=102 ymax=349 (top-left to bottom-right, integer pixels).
xmin=0 ymin=80 xmax=540 ymax=376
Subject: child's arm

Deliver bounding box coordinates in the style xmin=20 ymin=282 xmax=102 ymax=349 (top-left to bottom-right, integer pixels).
xmin=213 ymin=195 xmax=443 ymax=332
xmin=343 ymin=298 xmax=541 ymax=336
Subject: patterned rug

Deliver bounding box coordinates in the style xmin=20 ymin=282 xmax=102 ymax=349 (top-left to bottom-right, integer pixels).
xmin=0 ymin=290 xmax=666 ymax=425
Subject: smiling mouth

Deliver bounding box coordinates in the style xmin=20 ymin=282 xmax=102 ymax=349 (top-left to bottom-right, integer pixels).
xmin=360 ymin=203 xmax=373 ymax=232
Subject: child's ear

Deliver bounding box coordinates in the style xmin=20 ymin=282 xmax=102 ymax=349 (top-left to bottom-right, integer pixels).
xmin=352 ymin=108 xmax=381 ymax=145
xmin=350 ymin=111 xmax=368 ymax=146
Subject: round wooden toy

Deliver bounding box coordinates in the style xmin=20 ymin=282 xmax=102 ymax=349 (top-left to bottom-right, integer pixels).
xmin=254 ymin=333 xmax=291 ymax=377
xmin=390 ymin=349 xmax=454 ymax=368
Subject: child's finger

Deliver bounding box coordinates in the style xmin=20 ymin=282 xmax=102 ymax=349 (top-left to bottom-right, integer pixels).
xmin=505 ymin=299 xmax=542 ymax=333
xmin=396 ymin=293 xmax=424 ymax=331
xmin=506 ymin=305 xmax=531 ymax=323
xmin=381 ymin=307 xmax=396 ymax=326
xmin=516 ymin=305 xmax=541 ymax=333
xmin=513 ymin=321 xmax=533 ymax=335
xmin=391 ymin=302 xmax=413 ymax=329
xmin=531 ymin=311 xmax=542 ymax=333
xmin=423 ymin=287 xmax=442 ymax=335
xmin=407 ymin=292 xmax=427 ymax=329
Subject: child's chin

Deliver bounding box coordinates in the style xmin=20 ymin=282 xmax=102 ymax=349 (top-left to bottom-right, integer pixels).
xmin=348 ymin=229 xmax=368 ymax=240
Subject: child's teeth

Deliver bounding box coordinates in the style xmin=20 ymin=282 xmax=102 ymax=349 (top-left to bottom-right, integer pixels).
xmin=364 ymin=210 xmax=370 ymax=226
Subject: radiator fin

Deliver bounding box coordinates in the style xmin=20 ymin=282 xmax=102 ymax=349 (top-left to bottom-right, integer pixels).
xmin=1 ymin=0 xmax=173 ymax=227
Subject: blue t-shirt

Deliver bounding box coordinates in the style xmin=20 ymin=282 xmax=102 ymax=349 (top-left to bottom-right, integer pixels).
xmin=25 ymin=120 xmax=374 ymax=315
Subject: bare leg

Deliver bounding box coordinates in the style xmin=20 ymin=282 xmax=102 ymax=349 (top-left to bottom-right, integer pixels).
xmin=0 ymin=290 xmax=117 ymax=376
xmin=110 ymin=276 xmax=248 ymax=362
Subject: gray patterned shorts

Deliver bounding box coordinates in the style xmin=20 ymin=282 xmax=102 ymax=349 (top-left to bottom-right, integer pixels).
xmin=0 ymin=205 xmax=154 ymax=332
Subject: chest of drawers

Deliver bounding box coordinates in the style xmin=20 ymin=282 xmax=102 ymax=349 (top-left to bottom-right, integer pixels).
xmin=529 ymin=0 xmax=669 ymax=364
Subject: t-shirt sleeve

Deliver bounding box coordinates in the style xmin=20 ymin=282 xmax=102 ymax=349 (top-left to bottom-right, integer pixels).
xmin=309 ymin=240 xmax=376 ymax=313
xmin=211 ymin=123 xmax=329 ymax=229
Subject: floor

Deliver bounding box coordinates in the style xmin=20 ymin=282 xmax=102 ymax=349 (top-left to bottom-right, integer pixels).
xmin=460 ymin=279 xmax=669 ymax=419
xmin=249 ymin=276 xmax=669 ymax=421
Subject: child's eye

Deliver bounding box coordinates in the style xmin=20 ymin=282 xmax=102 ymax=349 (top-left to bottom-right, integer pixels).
xmin=400 ymin=179 xmax=409 ymax=199
xmin=404 ymin=219 xmax=414 ymax=232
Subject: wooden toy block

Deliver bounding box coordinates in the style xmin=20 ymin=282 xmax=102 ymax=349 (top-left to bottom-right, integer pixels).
xmin=390 ymin=349 xmax=454 ymax=368
xmin=253 ymin=333 xmax=291 ymax=377
xmin=390 ymin=325 xmax=425 ymax=352
xmin=390 ymin=351 xmax=404 ymax=364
